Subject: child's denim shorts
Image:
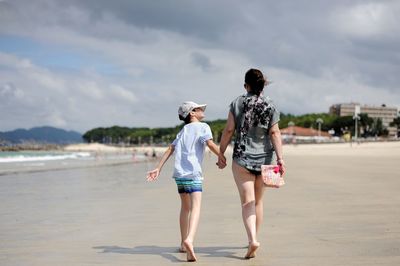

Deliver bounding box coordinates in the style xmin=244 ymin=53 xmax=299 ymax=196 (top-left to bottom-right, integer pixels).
xmin=174 ymin=178 xmax=202 ymax=194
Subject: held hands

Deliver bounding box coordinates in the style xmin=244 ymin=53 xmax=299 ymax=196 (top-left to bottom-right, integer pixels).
xmin=217 ymin=154 xmax=227 ymax=169
xmin=146 ymin=168 xmax=160 ymax=181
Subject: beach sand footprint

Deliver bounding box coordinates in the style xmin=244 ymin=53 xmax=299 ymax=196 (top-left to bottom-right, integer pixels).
xmin=93 ymin=245 xmax=246 ymax=262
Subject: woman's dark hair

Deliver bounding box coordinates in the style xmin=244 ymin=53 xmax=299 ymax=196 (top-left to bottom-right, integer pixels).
xmin=245 ymin=68 xmax=267 ymax=96
xmin=240 ymin=68 xmax=273 ymax=134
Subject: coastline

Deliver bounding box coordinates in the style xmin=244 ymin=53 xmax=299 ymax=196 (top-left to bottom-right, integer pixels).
xmin=1 ymin=140 xmax=399 ymax=177
xmin=1 ymin=139 xmax=399 ymax=155
xmin=0 ymin=143 xmax=162 ymax=176
xmin=63 ymin=140 xmax=400 ymax=158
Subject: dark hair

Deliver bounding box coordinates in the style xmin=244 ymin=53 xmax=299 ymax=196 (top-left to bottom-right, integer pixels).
xmin=244 ymin=68 xmax=267 ymax=96
xmin=179 ymin=114 xmax=192 ymax=124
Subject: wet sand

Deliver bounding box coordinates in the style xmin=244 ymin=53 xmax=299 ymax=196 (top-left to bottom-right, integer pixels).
xmin=1 ymin=142 xmax=399 ymax=265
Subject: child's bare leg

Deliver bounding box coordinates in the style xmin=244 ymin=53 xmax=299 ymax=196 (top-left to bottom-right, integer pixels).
xmin=183 ymin=191 xmax=202 ymax=262
xmin=179 ymin=193 xmax=191 ymax=252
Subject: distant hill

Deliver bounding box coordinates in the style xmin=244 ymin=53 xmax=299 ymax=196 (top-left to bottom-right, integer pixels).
xmin=0 ymin=126 xmax=83 ymax=144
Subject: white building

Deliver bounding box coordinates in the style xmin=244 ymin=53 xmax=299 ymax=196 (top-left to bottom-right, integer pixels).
xmin=329 ymin=103 xmax=398 ymax=137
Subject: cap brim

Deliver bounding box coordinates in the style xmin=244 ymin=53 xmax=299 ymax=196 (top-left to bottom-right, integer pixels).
xmin=195 ymin=104 xmax=207 ymax=111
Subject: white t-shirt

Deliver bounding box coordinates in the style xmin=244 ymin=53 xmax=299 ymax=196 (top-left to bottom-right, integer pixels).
xmin=172 ymin=122 xmax=213 ymax=180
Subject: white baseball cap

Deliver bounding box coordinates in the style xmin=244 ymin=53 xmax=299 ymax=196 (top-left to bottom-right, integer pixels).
xmin=178 ymin=101 xmax=207 ymax=120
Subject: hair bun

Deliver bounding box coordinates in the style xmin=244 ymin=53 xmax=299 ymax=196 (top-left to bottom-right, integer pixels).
xmin=256 ymin=77 xmax=266 ymax=87
xmin=245 ymin=68 xmax=266 ymax=95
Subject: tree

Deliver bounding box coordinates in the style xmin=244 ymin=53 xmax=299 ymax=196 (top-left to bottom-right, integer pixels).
xmin=390 ymin=117 xmax=400 ymax=128
xmin=371 ymin=118 xmax=386 ymax=136
xmin=390 ymin=117 xmax=400 ymax=137
xmin=359 ymin=113 xmax=374 ymax=137
xmin=205 ymin=119 xmax=227 ymax=143
xmin=331 ymin=116 xmax=354 ymax=136
xmin=82 ymin=111 xmax=395 ymax=144
xmin=279 ymin=113 xmax=337 ymax=132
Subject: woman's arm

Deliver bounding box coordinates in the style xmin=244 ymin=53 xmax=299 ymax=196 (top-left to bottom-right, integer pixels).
xmin=146 ymin=145 xmax=175 ymax=181
xmin=218 ymin=111 xmax=236 ymax=168
xmin=269 ymin=123 xmax=285 ymax=176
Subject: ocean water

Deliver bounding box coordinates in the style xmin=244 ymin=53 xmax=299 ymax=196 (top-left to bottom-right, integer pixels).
xmin=0 ymin=151 xmax=92 ymax=163
xmin=0 ymin=151 xmax=148 ymax=175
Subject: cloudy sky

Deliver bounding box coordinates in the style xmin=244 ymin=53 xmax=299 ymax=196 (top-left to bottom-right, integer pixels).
xmin=1 ymin=0 xmax=399 ymax=133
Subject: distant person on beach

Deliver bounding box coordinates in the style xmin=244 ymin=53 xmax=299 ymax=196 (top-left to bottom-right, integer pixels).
xmin=132 ymin=148 xmax=137 ymax=162
xmin=146 ymin=101 xmax=220 ymax=262
xmin=217 ymin=68 xmax=285 ymax=259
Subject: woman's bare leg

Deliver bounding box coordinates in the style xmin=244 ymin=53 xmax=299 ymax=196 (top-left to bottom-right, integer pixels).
xmin=232 ymin=162 xmax=260 ymax=258
xmin=254 ymin=174 xmax=265 ymax=234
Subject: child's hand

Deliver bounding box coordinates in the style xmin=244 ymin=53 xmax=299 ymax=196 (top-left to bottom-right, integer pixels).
xmin=146 ymin=168 xmax=160 ymax=181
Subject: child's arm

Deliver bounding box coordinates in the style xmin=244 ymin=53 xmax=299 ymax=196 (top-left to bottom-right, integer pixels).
xmin=146 ymin=145 xmax=175 ymax=181
xmin=218 ymin=111 xmax=236 ymax=169
xmin=206 ymin=139 xmax=219 ymax=157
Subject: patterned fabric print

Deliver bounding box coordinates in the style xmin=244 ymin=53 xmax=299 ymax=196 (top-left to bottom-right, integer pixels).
xmin=233 ymin=95 xmax=273 ymax=160
xmin=175 ymin=178 xmax=203 ymax=194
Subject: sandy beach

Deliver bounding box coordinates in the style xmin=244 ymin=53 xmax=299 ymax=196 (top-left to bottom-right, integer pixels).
xmin=63 ymin=143 xmax=168 ymax=155
xmin=1 ymin=141 xmax=400 ymax=265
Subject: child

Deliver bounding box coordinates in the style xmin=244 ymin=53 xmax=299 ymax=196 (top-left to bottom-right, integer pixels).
xmin=146 ymin=101 xmax=220 ymax=262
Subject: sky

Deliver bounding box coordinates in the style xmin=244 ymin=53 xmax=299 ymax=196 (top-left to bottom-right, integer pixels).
xmin=1 ymin=0 xmax=399 ymax=133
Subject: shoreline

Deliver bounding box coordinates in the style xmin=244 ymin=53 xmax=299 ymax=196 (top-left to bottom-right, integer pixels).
xmin=1 ymin=141 xmax=399 ymax=177
xmin=64 ymin=140 xmax=400 ymax=156
xmin=1 ymin=138 xmax=399 ymax=153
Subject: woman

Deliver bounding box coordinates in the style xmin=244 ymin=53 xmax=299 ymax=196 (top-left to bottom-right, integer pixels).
xmin=217 ymin=68 xmax=285 ymax=259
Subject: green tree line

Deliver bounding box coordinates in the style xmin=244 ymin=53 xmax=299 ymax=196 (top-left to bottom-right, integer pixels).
xmin=280 ymin=112 xmax=389 ymax=137
xmin=83 ymin=113 xmax=392 ymax=144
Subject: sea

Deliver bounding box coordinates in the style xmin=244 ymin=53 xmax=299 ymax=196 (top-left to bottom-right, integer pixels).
xmin=0 ymin=150 xmax=148 ymax=175
xmin=0 ymin=151 xmax=92 ymax=163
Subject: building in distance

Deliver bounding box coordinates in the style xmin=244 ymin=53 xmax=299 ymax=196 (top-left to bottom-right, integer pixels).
xmin=329 ymin=103 xmax=398 ymax=137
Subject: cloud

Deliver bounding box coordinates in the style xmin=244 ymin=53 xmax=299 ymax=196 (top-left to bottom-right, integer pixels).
xmin=266 ymin=66 xmax=400 ymax=116
xmin=0 ymin=82 xmax=24 ymax=99
xmin=110 ymin=85 xmax=137 ymax=104
xmin=191 ymin=52 xmax=213 ymax=72
xmin=0 ymin=0 xmax=399 ymax=132
xmin=44 ymin=111 xmax=67 ymax=128
xmin=76 ymin=81 xmax=105 ymax=100
xmin=331 ymin=2 xmax=400 ymax=39
xmin=0 ymin=52 xmax=142 ymax=131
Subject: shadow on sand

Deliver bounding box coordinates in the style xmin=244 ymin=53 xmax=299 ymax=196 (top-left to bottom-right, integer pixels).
xmin=93 ymin=245 xmax=246 ymax=262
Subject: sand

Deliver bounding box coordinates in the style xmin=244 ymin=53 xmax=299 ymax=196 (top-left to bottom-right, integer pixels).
xmin=64 ymin=143 xmax=167 ymax=155
xmin=1 ymin=141 xmax=399 ymax=265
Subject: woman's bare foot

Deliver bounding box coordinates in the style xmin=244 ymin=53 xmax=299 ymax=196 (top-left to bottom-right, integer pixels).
xmin=179 ymin=243 xmax=186 ymax=253
xmin=183 ymin=240 xmax=197 ymax=262
xmin=245 ymin=241 xmax=260 ymax=259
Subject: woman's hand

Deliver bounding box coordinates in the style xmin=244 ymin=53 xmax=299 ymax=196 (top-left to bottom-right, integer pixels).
xmin=277 ymin=159 xmax=286 ymax=176
xmin=146 ymin=168 xmax=160 ymax=181
xmin=217 ymin=111 xmax=235 ymax=170
xmin=217 ymin=154 xmax=227 ymax=169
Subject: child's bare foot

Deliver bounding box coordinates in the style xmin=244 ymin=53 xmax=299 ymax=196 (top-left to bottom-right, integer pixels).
xmin=183 ymin=240 xmax=197 ymax=262
xmin=245 ymin=241 xmax=260 ymax=259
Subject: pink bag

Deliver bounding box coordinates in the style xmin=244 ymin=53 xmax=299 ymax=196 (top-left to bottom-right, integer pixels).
xmin=261 ymin=165 xmax=285 ymax=188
